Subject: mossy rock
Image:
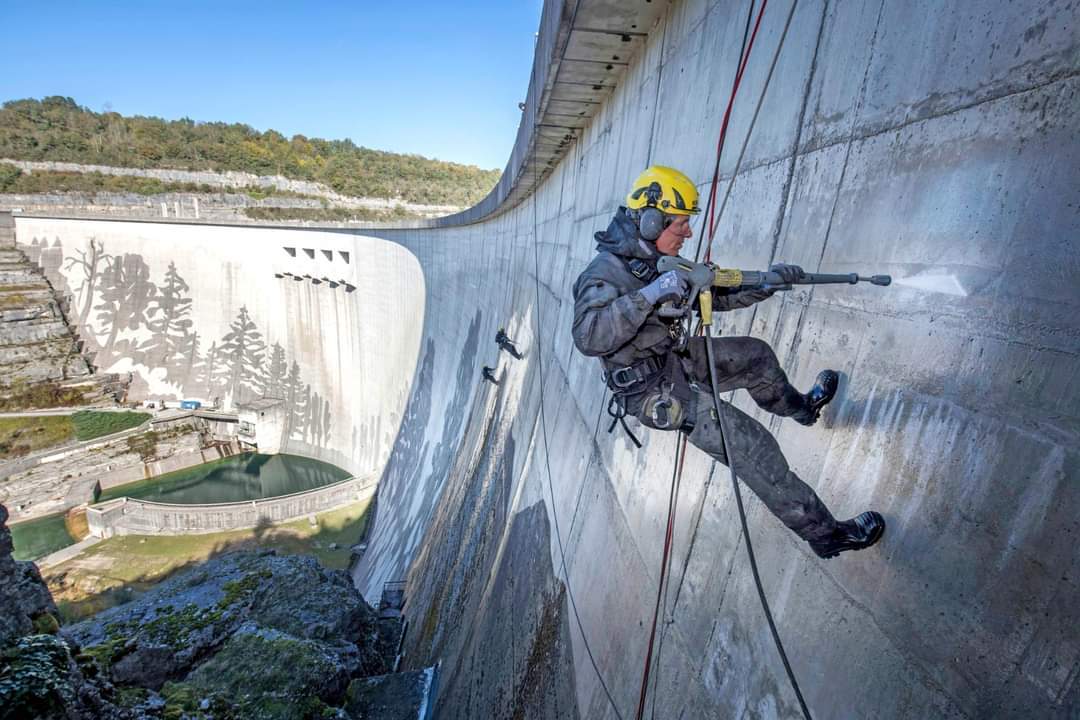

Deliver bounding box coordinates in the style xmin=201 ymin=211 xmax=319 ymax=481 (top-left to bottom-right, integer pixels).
xmin=31 ymin=612 xmax=60 ymax=636
xmin=183 ymin=628 xmax=353 ymax=719
xmin=0 ymin=634 xmax=75 ymax=719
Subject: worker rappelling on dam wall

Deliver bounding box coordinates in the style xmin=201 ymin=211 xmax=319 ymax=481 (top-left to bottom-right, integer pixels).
xmin=350 ymin=0 xmax=1080 ymax=717
xmin=10 ymin=0 xmax=1079 ymax=717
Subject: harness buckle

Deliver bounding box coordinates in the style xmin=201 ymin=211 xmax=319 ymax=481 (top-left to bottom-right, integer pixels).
xmin=610 ymin=366 xmax=640 ymax=388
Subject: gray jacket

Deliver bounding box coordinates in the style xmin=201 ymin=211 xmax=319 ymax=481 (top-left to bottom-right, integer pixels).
xmin=571 ymin=208 xmax=772 ymax=374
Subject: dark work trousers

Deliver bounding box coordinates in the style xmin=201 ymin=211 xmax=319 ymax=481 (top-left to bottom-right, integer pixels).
xmin=498 ymin=340 xmax=523 ymax=360
xmin=644 ymin=336 xmax=837 ymax=541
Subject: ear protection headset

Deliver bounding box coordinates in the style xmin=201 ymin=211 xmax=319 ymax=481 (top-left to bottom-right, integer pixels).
xmin=631 ymin=181 xmax=672 ymax=241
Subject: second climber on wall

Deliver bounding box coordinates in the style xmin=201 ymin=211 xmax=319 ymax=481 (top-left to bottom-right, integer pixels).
xmin=570 ymin=165 xmax=885 ymax=559
xmin=495 ymin=327 xmax=524 ymax=360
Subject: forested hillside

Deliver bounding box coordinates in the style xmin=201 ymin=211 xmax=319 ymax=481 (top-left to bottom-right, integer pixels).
xmin=0 ymin=97 xmax=501 ymax=206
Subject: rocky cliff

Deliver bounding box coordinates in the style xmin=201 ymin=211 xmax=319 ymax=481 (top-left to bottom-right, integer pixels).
xmin=0 ymin=212 xmax=118 ymax=410
xmin=0 ymin=503 xmax=431 ymax=719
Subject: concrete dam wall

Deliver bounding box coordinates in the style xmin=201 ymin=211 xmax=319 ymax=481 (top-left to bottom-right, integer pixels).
xmin=13 ymin=0 xmax=1079 ymax=717
xmin=356 ymin=0 xmax=1080 ymax=717
xmin=13 ymin=217 xmax=425 ymax=479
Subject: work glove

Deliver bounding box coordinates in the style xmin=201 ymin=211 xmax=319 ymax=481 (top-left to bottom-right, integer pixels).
xmin=767 ymin=263 xmax=805 ymax=290
xmin=639 ymin=270 xmax=688 ymax=307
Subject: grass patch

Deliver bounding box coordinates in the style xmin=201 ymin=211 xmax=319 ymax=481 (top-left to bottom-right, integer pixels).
xmin=70 ymin=410 xmax=149 ymax=441
xmin=0 ymin=381 xmax=90 ymax=411
xmin=45 ymin=499 xmax=372 ymax=622
xmin=0 ymin=283 xmax=48 ymax=292
xmin=0 ymin=415 xmax=73 ymax=459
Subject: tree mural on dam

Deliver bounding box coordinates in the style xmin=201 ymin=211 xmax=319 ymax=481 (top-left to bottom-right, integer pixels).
xmin=94 ymin=253 xmax=158 ymax=363
xmin=62 ymin=236 xmax=107 ymax=328
xmin=21 ymin=237 xmax=339 ymax=452
xmin=217 ymin=305 xmax=267 ymax=406
xmin=141 ymin=260 xmax=193 ymax=376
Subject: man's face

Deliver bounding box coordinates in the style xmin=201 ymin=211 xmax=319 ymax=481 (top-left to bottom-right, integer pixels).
xmin=655 ymin=215 xmax=693 ymax=256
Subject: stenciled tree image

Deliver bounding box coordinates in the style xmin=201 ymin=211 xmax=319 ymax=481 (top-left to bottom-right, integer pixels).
xmin=142 ymin=261 xmax=193 ymax=377
xmin=283 ymin=361 xmax=306 ymax=442
xmin=63 ymin=237 xmax=111 ymax=330
xmin=264 ymin=342 xmax=288 ymax=399
xmin=218 ymin=305 xmax=266 ymax=406
xmin=93 ymin=253 xmax=158 ymax=362
xmin=176 ymin=329 xmax=202 ymax=390
xmin=197 ymin=340 xmax=223 ymax=401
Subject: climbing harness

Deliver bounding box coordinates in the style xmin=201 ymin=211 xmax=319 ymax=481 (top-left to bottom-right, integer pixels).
xmin=622 ymin=255 xmax=659 ymax=284
xmin=603 ymin=355 xmax=666 ymax=448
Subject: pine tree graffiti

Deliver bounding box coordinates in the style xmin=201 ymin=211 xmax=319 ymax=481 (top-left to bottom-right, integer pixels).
xmin=321 ymin=396 xmax=332 ymax=448
xmin=197 ymin=340 xmax=222 ymax=401
xmin=93 ymin=253 xmax=158 ymax=362
xmin=283 ymin=361 xmax=305 ymax=442
xmin=39 ymin=238 xmax=70 ymax=297
xmin=264 ymin=343 xmax=288 ymax=399
xmin=26 ymin=238 xmax=42 ymax=265
xmin=63 ymin=237 xmax=111 ymax=330
xmin=143 ymin=261 xmax=193 ymax=377
xmin=176 ymin=329 xmax=202 ymax=389
xmin=295 ymin=383 xmax=312 ymax=441
xmin=218 ymin=305 xmax=267 ymax=406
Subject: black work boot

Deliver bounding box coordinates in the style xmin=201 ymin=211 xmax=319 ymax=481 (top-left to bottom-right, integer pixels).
xmin=793 ymin=369 xmax=839 ymax=426
xmin=809 ymin=511 xmax=885 ymax=559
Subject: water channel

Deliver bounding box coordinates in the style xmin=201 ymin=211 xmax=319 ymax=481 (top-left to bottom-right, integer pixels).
xmin=10 ymin=453 xmax=350 ymax=561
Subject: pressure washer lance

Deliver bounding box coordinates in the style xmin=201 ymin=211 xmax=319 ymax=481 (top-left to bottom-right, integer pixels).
xmin=656 ymin=255 xmax=892 ymax=323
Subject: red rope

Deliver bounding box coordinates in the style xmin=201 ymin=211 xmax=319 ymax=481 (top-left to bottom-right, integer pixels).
xmin=704 ymin=0 xmax=770 ymax=262
xmin=633 ymin=4 xmax=770 ymax=718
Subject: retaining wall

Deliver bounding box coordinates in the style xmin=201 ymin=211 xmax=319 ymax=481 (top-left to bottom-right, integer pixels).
xmin=86 ymin=475 xmax=375 ymax=537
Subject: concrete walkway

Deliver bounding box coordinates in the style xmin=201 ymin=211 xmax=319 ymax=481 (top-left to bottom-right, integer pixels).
xmin=36 ymin=535 xmax=101 ymax=568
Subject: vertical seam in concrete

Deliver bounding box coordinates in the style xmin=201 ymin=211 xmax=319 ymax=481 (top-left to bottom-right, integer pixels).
xmin=816 ymin=0 xmax=885 ymax=274
xmin=766 ymin=0 xmax=830 ymax=267
xmin=745 ymin=0 xmax=829 ymax=436
xmin=644 ymin=13 xmax=671 ymax=165
xmin=781 ymin=0 xmax=886 ymax=390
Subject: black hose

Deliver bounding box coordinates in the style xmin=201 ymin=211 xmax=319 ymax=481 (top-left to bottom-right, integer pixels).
xmin=703 ymin=336 xmax=813 ymax=720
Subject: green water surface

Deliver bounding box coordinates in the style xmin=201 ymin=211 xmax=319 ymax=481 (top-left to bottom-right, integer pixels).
xmin=9 ymin=513 xmax=75 ymax=562
xmin=96 ymin=453 xmax=350 ymax=505
xmin=10 ymin=453 xmax=349 ymax=561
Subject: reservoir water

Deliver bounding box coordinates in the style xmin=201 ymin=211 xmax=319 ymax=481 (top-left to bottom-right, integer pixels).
xmin=10 ymin=453 xmax=350 ymax=561
xmin=95 ymin=453 xmax=350 ymax=504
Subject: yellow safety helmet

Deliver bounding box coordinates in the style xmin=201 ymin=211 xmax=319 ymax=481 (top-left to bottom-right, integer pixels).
xmin=626 ymin=166 xmax=701 ymax=216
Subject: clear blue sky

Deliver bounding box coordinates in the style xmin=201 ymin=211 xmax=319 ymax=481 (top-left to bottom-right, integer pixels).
xmin=0 ymin=1 xmax=542 ymax=170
